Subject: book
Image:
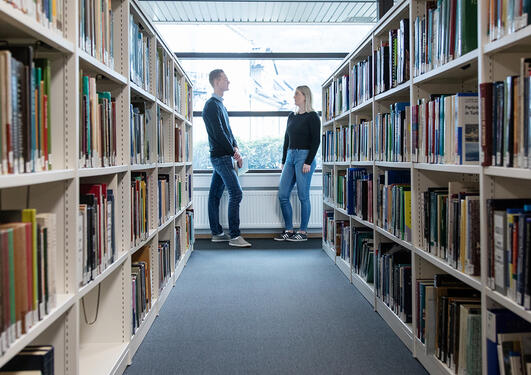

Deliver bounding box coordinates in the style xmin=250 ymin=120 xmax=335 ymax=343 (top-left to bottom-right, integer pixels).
xmin=233 ymin=156 xmax=249 ymax=177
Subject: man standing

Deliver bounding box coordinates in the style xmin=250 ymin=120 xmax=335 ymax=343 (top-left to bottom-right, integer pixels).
xmin=202 ymin=69 xmax=251 ymax=247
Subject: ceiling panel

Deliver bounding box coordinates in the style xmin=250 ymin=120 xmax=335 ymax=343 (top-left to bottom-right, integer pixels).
xmin=139 ymin=0 xmax=377 ymax=23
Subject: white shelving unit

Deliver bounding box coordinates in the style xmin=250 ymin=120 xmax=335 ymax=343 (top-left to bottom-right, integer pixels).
xmin=321 ymin=0 xmax=531 ymax=374
xmin=0 ymin=0 xmax=194 ymax=373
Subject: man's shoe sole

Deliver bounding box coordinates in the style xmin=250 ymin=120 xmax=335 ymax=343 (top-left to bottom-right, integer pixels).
xmin=211 ymin=238 xmax=230 ymax=242
xmin=229 ymin=242 xmax=252 ymax=247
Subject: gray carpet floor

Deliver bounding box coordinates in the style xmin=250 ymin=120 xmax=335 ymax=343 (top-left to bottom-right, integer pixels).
xmin=124 ymin=239 xmax=428 ymax=375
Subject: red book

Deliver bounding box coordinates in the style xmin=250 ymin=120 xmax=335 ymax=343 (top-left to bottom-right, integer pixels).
xmin=448 ymin=0 xmax=457 ymax=60
xmin=480 ymin=82 xmax=493 ymax=166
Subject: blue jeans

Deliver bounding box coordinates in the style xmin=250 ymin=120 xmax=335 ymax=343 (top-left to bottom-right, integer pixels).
xmin=208 ymin=155 xmax=242 ymax=238
xmin=278 ymin=149 xmax=316 ymax=232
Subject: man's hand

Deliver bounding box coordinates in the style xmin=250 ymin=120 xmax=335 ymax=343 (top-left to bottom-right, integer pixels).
xmin=302 ymin=164 xmax=311 ymax=173
xmin=280 ymin=163 xmax=284 ymax=170
xmin=233 ymin=148 xmax=242 ymax=163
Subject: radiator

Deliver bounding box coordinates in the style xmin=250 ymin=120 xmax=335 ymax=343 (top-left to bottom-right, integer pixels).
xmin=193 ymin=189 xmax=323 ymax=229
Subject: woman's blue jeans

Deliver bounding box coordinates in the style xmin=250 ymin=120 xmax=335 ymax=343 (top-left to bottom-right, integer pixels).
xmin=278 ymin=149 xmax=316 ymax=232
xmin=208 ymin=155 xmax=242 ymax=238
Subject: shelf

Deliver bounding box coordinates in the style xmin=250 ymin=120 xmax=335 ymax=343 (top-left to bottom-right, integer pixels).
xmin=484 ymin=166 xmax=531 ymax=180
xmin=155 ymin=274 xmax=174 ymax=313
xmin=175 ymin=162 xmax=186 ymax=167
xmin=158 ymin=215 xmax=175 ymax=232
xmin=350 ymin=99 xmax=373 ymax=114
xmin=130 ymin=229 xmax=158 ymax=255
xmin=157 ymin=162 xmax=174 ymax=169
xmin=351 ymin=272 xmax=375 ymax=307
xmin=375 ymin=161 xmax=413 ymax=169
xmin=351 ymin=215 xmax=374 ymax=229
xmin=131 ymin=163 xmax=157 ymax=171
xmin=323 ymin=119 xmax=334 ymax=127
xmin=335 ymin=110 xmax=350 ymax=122
xmin=375 ymin=226 xmax=415 ymax=251
xmin=486 ymin=288 xmax=531 ymax=323
xmin=322 ymin=162 xmax=335 ymax=167
xmin=185 ymin=162 xmax=193 ymax=166
xmin=322 ymin=241 xmax=336 ymax=262
xmin=335 ymin=161 xmax=350 ymax=166
xmin=413 ymin=163 xmax=481 ymax=174
xmin=174 ymin=112 xmax=187 ymax=122
xmin=323 ymin=199 xmax=335 ymax=208
xmin=484 ymin=25 xmax=531 ymax=54
xmin=157 ymin=99 xmax=174 ymax=114
xmin=0 ymin=1 xmax=75 ymax=54
xmin=336 ymin=257 xmax=351 ymax=281
xmin=130 ymin=82 xmax=156 ymax=103
xmin=414 ymin=247 xmax=482 ymax=291
xmin=0 ymin=293 xmax=76 ymax=368
xmin=0 ymin=169 xmax=75 ymax=189
xmin=414 ymin=338 xmax=454 ymax=375
xmin=413 ymin=49 xmax=478 ymax=85
xmin=78 ymin=165 xmax=129 ymax=178
xmin=351 ymin=160 xmax=374 ymax=166
xmin=374 ymin=80 xmax=411 ymax=102
xmin=175 ymin=243 xmax=192 ymax=281
xmin=185 ymin=119 xmax=193 ymax=127
xmin=78 ymin=251 xmax=130 ymax=299
xmin=78 ymin=50 xmax=127 ymax=85
xmin=373 ymin=0 xmax=409 ymax=37
xmin=375 ymin=298 xmax=413 ymax=352
xmin=335 ymin=206 xmax=349 ymax=216
xmin=79 ymin=343 xmax=129 ymax=375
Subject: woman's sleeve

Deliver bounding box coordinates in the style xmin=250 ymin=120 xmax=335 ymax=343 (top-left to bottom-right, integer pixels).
xmin=281 ymin=129 xmax=289 ymax=164
xmin=304 ymin=113 xmax=321 ymax=165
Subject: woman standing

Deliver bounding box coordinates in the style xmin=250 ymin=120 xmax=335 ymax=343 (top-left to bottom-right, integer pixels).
xmin=275 ymin=85 xmax=321 ymax=242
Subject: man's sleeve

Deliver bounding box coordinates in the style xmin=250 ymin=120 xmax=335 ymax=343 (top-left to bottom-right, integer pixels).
xmin=204 ymin=102 xmax=236 ymax=156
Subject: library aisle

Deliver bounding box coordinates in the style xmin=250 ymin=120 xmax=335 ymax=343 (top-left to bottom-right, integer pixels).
xmin=124 ymin=239 xmax=427 ymax=375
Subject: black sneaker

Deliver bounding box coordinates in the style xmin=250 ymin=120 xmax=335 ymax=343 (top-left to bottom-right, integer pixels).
xmin=287 ymin=232 xmax=307 ymax=242
xmin=274 ymin=231 xmax=294 ymax=241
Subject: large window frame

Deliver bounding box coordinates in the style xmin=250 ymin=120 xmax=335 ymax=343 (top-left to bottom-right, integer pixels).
xmin=178 ymin=52 xmax=346 ymax=172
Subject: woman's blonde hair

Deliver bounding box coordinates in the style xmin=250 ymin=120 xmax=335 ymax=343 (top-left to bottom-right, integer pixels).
xmin=295 ymin=85 xmax=314 ymax=114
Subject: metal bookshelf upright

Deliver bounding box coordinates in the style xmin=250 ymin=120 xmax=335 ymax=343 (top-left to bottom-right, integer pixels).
xmin=0 ymin=0 xmax=194 ymax=373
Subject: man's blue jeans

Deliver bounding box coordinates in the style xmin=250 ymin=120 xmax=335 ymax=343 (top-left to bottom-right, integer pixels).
xmin=208 ymin=155 xmax=242 ymax=238
xmin=278 ymin=149 xmax=316 ymax=232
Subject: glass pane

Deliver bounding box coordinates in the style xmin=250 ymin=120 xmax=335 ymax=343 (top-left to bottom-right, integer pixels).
xmin=182 ymin=59 xmax=339 ymax=112
xmin=155 ymin=24 xmax=374 ymax=53
xmin=193 ymin=116 xmax=322 ymax=170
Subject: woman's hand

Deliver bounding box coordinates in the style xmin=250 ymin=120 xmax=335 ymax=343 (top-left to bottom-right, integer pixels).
xmin=302 ymin=164 xmax=311 ymax=173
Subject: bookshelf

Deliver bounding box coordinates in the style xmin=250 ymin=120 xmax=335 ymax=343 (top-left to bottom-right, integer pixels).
xmin=0 ymin=0 xmax=194 ymax=373
xmin=322 ymin=0 xmax=531 ymax=373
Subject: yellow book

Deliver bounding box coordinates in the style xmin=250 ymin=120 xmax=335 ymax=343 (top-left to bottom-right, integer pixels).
xmin=404 ymin=190 xmax=411 ymax=242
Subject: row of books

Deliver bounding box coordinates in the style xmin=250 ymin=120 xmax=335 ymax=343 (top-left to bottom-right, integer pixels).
xmin=346 ymin=167 xmax=373 ymax=222
xmin=481 ymin=61 xmax=531 ymax=168
xmin=0 ymin=344 xmax=53 ymax=374
xmin=129 ymin=15 xmax=151 ymax=91
xmin=375 ymin=243 xmax=412 ymax=323
xmin=156 ymin=106 xmax=165 ymax=163
xmin=374 ymin=102 xmax=411 ymax=162
xmin=413 ymin=93 xmax=479 ymax=165
xmin=0 ymin=48 xmax=51 ymax=174
xmin=183 ymin=81 xmax=192 ymax=121
xmin=79 ymin=0 xmax=114 ymax=68
xmin=487 ymin=0 xmax=531 ymax=42
xmin=332 ymin=126 xmax=351 ymax=163
xmin=323 ymin=171 xmax=332 ymax=202
xmin=416 ymin=274 xmax=481 ymax=374
xmin=4 ymin=0 xmax=63 ymax=32
xmin=80 ymin=73 xmax=117 ymax=168
xmin=156 ymin=48 xmax=171 ymax=105
xmin=323 ymin=210 xmax=334 ymax=246
xmin=175 ymin=126 xmax=191 ymax=163
xmin=175 ymin=173 xmax=191 ymax=212
xmin=352 ymin=121 xmax=373 ymax=162
xmin=79 ymin=184 xmax=116 ymax=286
xmin=184 ymin=209 xmax=194 ymax=249
xmin=352 ymin=227 xmax=374 ymax=283
xmin=322 ymin=130 xmax=334 ymax=162
xmin=352 ymin=56 xmax=373 ymax=107
xmin=374 ymin=18 xmax=410 ymax=95
xmin=174 ymin=71 xmax=182 ymax=113
xmin=131 ymin=245 xmax=150 ymax=335
xmin=487 ymin=198 xmax=531 ymax=310
xmin=324 ymin=75 xmax=349 ymax=121
xmin=0 ymin=210 xmax=56 ymax=356
xmin=130 ymin=102 xmax=152 ymax=165
xmin=158 ymin=240 xmax=171 ymax=291
xmin=158 ymin=174 xmax=170 ymax=226
xmin=419 ymin=182 xmax=480 ymax=276
xmin=174 ymin=226 xmax=181 ymax=266
xmin=336 ymin=220 xmax=349 ymax=260
xmin=413 ymin=0 xmax=478 ymax=77
xmin=131 ymin=172 xmax=148 ymax=246
xmin=376 ymin=170 xmax=412 ymax=242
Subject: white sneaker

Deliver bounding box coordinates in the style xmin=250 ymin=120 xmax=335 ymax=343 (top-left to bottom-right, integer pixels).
xmin=229 ymin=236 xmax=252 ymax=247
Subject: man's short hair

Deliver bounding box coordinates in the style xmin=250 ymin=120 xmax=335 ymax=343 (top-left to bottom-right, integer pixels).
xmin=209 ymin=69 xmax=224 ymax=87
